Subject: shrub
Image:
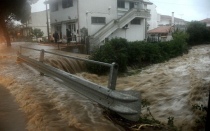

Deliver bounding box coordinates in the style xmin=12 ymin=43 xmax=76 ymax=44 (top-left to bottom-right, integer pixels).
xmin=171 ymin=30 xmax=189 ymax=56
xmin=127 ymin=41 xmax=146 ymax=65
xmin=88 ymin=33 xmax=189 ymax=74
xmin=186 ymin=21 xmax=210 ymax=45
xmin=87 ymin=43 xmax=114 ymax=74
xmin=143 ymin=43 xmax=163 ymax=63
xmin=87 ymin=38 xmax=128 ymax=74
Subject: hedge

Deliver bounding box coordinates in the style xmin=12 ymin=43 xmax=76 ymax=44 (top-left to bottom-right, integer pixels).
xmin=87 ymin=31 xmax=189 ymax=74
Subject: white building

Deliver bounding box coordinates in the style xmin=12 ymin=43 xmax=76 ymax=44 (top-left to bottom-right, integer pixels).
xmin=158 ymin=14 xmax=186 ymax=26
xmin=47 ymin=0 xmax=152 ymax=49
xmin=29 ymin=10 xmax=51 ymax=37
xmin=158 ymin=13 xmax=187 ymax=31
xmin=147 ymin=2 xmax=159 ymax=30
xmin=200 ymin=18 xmax=210 ymax=28
xmin=22 ymin=10 xmax=50 ymax=39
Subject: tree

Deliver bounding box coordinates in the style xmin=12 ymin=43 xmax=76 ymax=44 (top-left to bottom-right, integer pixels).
xmin=32 ymin=28 xmax=44 ymax=38
xmin=0 ymin=0 xmax=38 ymax=46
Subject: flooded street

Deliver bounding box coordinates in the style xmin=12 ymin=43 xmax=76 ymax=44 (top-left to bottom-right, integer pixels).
xmin=0 ymin=42 xmax=123 ymax=131
xmin=0 ymin=42 xmax=209 ymax=130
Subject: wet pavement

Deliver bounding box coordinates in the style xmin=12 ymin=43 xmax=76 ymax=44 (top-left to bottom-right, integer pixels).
xmin=0 ymin=85 xmax=27 ymax=131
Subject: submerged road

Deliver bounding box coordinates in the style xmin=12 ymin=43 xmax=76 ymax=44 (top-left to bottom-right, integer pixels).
xmin=0 ymin=85 xmax=27 ymax=131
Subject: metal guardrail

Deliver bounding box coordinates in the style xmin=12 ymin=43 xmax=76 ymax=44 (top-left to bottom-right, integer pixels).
xmin=17 ymin=46 xmax=141 ymax=121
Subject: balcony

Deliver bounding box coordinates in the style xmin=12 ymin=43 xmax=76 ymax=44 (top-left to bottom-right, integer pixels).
xmin=135 ymin=9 xmax=151 ymax=18
xmin=118 ymin=9 xmax=151 ymax=19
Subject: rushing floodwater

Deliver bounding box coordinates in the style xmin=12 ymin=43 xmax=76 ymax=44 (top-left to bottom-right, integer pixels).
xmin=0 ymin=42 xmax=209 ymax=131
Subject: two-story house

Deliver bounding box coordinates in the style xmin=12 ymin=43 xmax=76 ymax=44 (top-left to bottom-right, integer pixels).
xmin=47 ymin=0 xmax=152 ymax=50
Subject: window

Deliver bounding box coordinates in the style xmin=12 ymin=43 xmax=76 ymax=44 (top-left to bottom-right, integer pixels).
xmin=91 ymin=17 xmax=106 ymax=24
xmin=50 ymin=2 xmax=58 ymax=12
xmin=117 ymin=0 xmax=125 ymax=8
xmin=130 ymin=2 xmax=134 ymax=9
xmin=131 ymin=18 xmax=141 ymax=25
xmin=68 ymin=23 xmax=76 ymax=32
xmin=62 ymin=0 xmax=73 ymax=8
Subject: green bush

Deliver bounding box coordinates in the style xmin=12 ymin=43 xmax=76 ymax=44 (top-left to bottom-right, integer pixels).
xmin=87 ymin=38 xmax=128 ymax=74
xmin=127 ymin=41 xmax=146 ymax=65
xmin=88 ymin=32 xmax=189 ymax=74
xmin=87 ymin=43 xmax=114 ymax=74
xmin=186 ymin=21 xmax=210 ymax=45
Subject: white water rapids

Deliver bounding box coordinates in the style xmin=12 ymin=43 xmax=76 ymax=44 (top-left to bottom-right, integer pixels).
xmin=0 ymin=42 xmax=209 ymax=131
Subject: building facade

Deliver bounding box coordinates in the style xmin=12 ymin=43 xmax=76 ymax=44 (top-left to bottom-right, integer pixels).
xmin=22 ymin=10 xmax=51 ymax=39
xmin=47 ymin=0 xmax=152 ymax=49
xmin=158 ymin=13 xmax=187 ymax=31
xmin=147 ymin=2 xmax=159 ymax=31
xmin=200 ymin=18 xmax=210 ymax=28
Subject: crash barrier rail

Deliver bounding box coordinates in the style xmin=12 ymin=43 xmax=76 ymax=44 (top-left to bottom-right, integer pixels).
xmin=17 ymin=46 xmax=141 ymax=121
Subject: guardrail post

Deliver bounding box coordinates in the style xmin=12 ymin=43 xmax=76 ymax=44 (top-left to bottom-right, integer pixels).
xmin=19 ymin=46 xmax=22 ymax=55
xmin=17 ymin=46 xmax=22 ymax=62
xmin=39 ymin=49 xmax=45 ymax=75
xmin=205 ymin=90 xmax=210 ymax=131
xmin=108 ymin=63 xmax=118 ymax=90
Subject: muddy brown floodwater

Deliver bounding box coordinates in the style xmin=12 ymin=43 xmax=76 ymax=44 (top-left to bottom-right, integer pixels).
xmin=0 ymin=42 xmax=209 ymax=131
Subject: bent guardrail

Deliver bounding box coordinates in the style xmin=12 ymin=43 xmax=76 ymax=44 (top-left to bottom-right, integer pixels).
xmin=17 ymin=46 xmax=141 ymax=121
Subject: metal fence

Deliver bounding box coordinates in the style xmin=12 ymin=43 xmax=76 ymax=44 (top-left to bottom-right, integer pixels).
xmin=17 ymin=46 xmax=141 ymax=121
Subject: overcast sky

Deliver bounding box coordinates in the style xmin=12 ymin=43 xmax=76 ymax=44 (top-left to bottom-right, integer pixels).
xmin=31 ymin=0 xmax=210 ymax=21
xmin=149 ymin=0 xmax=210 ymax=21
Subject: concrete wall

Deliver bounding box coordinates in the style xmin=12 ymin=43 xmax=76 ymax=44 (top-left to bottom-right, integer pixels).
xmin=109 ymin=18 xmax=145 ymax=41
xmin=78 ymin=0 xmax=117 ymax=35
xmin=50 ymin=0 xmax=78 ymax=25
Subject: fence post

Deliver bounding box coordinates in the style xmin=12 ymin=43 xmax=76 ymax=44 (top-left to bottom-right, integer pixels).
xmin=39 ymin=49 xmax=45 ymax=75
xmin=205 ymin=90 xmax=210 ymax=131
xmin=108 ymin=63 xmax=118 ymax=90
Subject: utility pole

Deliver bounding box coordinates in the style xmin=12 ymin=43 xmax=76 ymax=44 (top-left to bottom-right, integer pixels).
xmin=45 ymin=0 xmax=50 ymax=42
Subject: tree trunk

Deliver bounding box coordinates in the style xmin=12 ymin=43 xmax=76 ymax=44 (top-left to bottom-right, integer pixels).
xmin=0 ymin=18 xmax=11 ymax=47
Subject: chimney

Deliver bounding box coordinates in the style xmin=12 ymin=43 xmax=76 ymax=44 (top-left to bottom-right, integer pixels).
xmin=172 ymin=12 xmax=174 ymax=26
